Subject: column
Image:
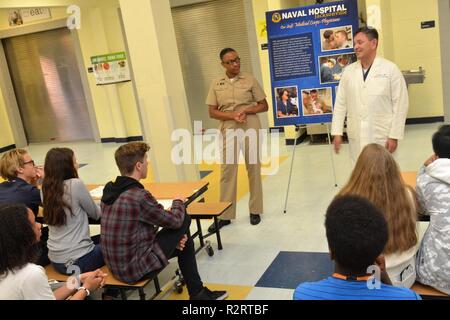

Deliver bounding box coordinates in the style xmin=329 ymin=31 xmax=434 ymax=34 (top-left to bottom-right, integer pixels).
xmin=119 ymin=0 xmax=199 ymax=182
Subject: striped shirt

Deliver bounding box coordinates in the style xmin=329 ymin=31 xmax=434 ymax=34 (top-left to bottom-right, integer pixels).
xmin=293 ymin=277 xmax=421 ymax=300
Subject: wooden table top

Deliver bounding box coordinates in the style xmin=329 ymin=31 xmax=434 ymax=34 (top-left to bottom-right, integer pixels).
xmin=187 ymin=202 xmax=232 ymax=216
xmin=39 ymin=180 xmax=209 ymax=218
xmin=401 ymin=171 xmax=417 ymax=189
xmin=88 ymin=180 xmax=209 ymax=201
xmin=45 ymin=264 xmax=150 ymax=287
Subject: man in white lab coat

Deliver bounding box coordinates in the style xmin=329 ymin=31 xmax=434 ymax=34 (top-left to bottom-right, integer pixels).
xmin=331 ymin=27 xmax=409 ymax=163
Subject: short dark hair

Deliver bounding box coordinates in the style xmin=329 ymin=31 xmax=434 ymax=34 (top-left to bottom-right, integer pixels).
xmin=0 ymin=203 xmax=39 ymax=276
xmin=278 ymin=89 xmax=289 ymax=100
xmin=323 ymin=30 xmax=333 ymax=39
xmin=432 ymin=124 xmax=450 ymax=158
xmin=219 ymin=48 xmax=236 ymax=61
xmin=325 ymin=195 xmax=388 ymax=274
xmin=355 ymin=26 xmax=379 ymax=41
xmin=115 ymin=142 xmax=150 ymax=175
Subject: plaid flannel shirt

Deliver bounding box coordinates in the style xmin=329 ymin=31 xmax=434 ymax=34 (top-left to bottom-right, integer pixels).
xmin=101 ymin=187 xmax=184 ymax=283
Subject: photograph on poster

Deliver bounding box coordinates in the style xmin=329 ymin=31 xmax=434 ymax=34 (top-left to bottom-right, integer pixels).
xmin=320 ymin=25 xmax=353 ymax=51
xmin=275 ymin=86 xmax=299 ymax=118
xmin=319 ymin=53 xmax=357 ymax=84
xmin=302 ymin=87 xmax=333 ymax=116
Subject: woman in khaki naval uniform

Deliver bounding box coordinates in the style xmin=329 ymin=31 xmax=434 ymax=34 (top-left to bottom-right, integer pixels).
xmin=206 ymin=48 xmax=268 ymax=233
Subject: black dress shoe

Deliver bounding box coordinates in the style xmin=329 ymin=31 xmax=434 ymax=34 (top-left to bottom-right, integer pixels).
xmin=208 ymin=219 xmax=231 ymax=233
xmin=250 ymin=214 xmax=261 ymax=225
xmin=190 ymin=287 xmax=228 ymax=300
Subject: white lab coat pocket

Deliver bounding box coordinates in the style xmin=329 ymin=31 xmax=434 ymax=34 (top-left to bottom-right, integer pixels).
xmin=370 ymin=75 xmax=390 ymax=95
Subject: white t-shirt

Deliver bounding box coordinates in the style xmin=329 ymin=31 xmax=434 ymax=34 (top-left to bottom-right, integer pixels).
xmin=0 ymin=264 xmax=55 ymax=300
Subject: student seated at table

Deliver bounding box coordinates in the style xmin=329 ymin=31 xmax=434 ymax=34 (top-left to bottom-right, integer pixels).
xmin=0 ymin=148 xmax=49 ymax=266
xmin=100 ymin=142 xmax=228 ymax=300
xmin=416 ymin=124 xmax=450 ymax=295
xmin=293 ymin=195 xmax=421 ymax=300
xmin=42 ymin=148 xmax=103 ymax=275
xmin=0 ymin=203 xmax=106 ymax=300
xmin=0 ymin=148 xmax=43 ymax=215
xmin=337 ymin=144 xmax=419 ymax=288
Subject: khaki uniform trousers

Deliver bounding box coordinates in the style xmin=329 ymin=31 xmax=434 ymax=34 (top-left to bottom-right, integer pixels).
xmin=219 ymin=114 xmax=263 ymax=220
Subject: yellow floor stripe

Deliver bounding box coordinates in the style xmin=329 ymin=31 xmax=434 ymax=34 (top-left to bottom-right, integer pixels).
xmin=199 ymin=157 xmax=288 ymax=203
xmin=167 ymin=283 xmax=253 ymax=300
xmin=142 ymin=156 xmax=287 ymax=204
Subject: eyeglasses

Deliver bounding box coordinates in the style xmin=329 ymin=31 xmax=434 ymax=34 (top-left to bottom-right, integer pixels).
xmin=223 ymin=57 xmax=241 ymax=65
xmin=23 ymin=160 xmax=35 ymax=167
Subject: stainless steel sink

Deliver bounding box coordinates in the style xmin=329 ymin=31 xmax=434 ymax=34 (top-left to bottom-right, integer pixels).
xmin=402 ymin=67 xmax=425 ymax=85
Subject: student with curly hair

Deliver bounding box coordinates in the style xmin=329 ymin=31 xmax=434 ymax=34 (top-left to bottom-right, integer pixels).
xmin=337 ymin=144 xmax=419 ymax=288
xmin=0 ymin=203 xmax=105 ymax=300
xmin=294 ymin=196 xmax=420 ymax=300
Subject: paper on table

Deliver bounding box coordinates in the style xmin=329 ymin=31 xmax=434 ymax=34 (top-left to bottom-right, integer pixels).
xmin=158 ymin=199 xmax=174 ymax=210
xmin=89 ymin=186 xmax=104 ymax=200
xmin=89 ymin=225 xmax=101 ymax=237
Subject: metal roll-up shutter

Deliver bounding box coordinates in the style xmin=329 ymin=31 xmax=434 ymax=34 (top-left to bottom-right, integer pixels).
xmin=172 ymin=0 xmax=253 ymax=129
xmin=3 ymin=28 xmax=94 ymax=143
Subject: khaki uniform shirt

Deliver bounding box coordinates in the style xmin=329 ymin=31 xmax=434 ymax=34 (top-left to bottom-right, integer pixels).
xmin=205 ymin=73 xmax=266 ymax=113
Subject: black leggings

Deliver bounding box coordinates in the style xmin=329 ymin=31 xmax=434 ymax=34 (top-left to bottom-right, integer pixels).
xmin=144 ymin=214 xmax=203 ymax=296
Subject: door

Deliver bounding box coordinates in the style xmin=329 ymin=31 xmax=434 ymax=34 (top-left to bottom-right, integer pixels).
xmin=3 ymin=28 xmax=94 ymax=143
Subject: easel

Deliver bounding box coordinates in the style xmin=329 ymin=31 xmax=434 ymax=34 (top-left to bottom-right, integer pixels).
xmin=283 ymin=122 xmax=338 ymax=214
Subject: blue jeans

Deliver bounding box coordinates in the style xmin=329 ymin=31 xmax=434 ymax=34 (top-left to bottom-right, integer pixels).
xmin=52 ymin=244 xmax=104 ymax=274
xmin=52 ymin=244 xmax=119 ymax=298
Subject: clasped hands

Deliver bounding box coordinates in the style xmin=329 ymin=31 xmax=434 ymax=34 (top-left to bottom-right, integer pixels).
xmin=79 ymin=269 xmax=108 ymax=290
xmin=232 ymin=111 xmax=247 ymax=123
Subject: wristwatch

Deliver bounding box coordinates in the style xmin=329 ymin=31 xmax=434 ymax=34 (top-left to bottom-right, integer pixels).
xmin=78 ymin=286 xmax=90 ymax=297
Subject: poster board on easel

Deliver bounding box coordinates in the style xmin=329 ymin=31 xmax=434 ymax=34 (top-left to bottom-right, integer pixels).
xmin=266 ymin=0 xmax=359 ymax=127
xmin=265 ymin=0 xmax=360 ymax=213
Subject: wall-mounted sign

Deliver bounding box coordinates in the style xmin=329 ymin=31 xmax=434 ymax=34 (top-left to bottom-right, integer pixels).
xmin=8 ymin=8 xmax=52 ymax=26
xmin=21 ymin=8 xmax=52 ymax=23
xmin=90 ymin=52 xmax=131 ymax=85
xmin=421 ymin=20 xmax=435 ymax=29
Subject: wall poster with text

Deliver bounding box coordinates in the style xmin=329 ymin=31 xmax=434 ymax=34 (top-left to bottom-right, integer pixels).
xmin=90 ymin=52 xmax=131 ymax=85
xmin=266 ymin=0 xmax=359 ymax=126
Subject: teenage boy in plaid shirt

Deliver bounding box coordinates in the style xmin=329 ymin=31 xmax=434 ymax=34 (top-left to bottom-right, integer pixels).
xmin=100 ymin=142 xmax=227 ymax=300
